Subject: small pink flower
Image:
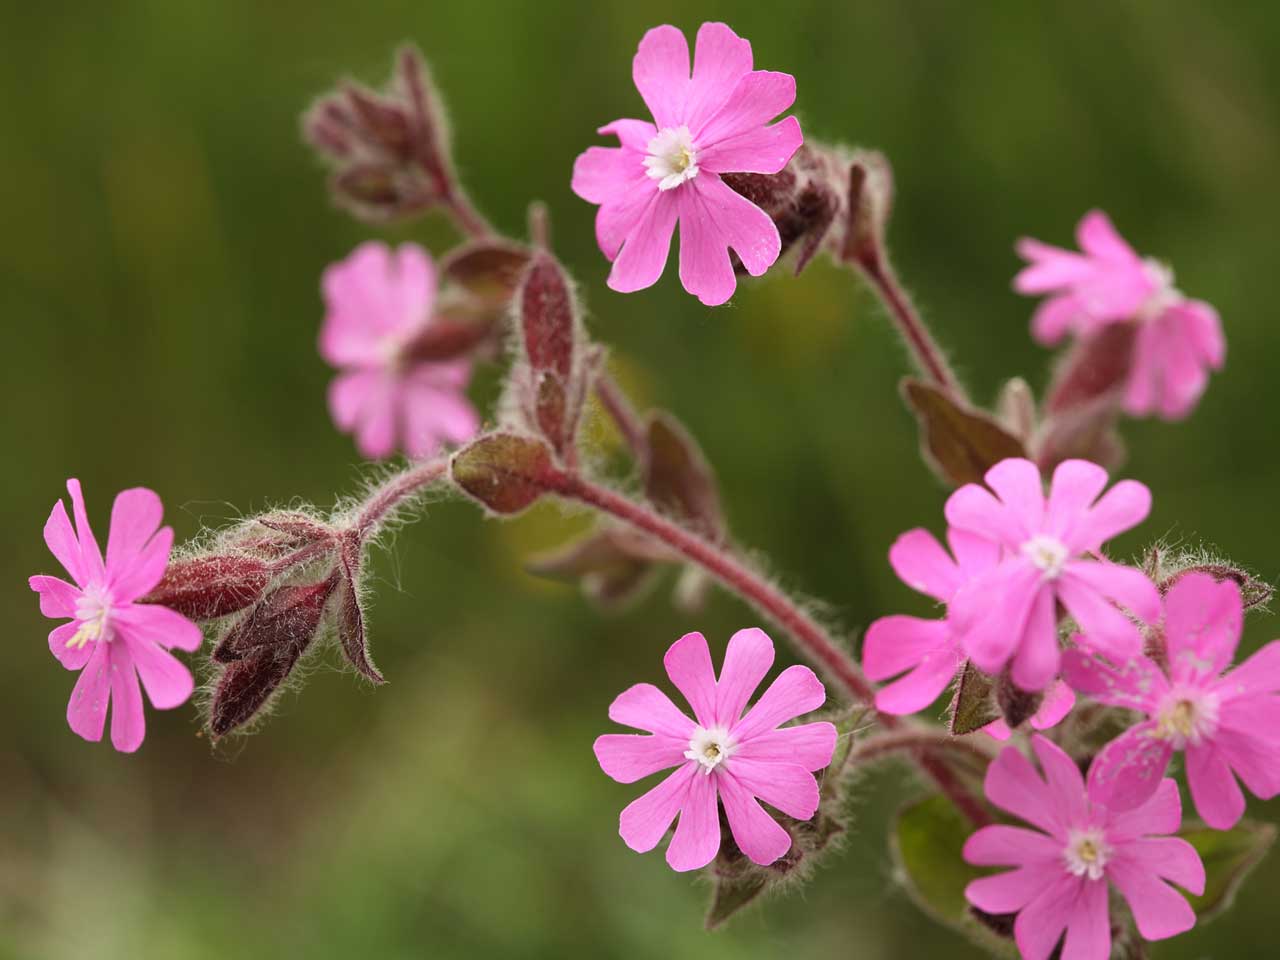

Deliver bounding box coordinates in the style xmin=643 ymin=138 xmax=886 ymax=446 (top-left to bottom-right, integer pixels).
xmin=572 ymin=22 xmax=804 ymax=306
xmin=29 ymin=480 xmax=202 ymax=752
xmin=982 ymin=680 xmax=1077 ymax=742
xmin=320 ymin=241 xmax=480 ymax=459
xmin=965 ymin=736 xmax=1204 ymax=960
xmin=1015 ymin=209 xmax=1224 ymax=420
xmin=594 ymin=629 xmax=836 ymax=871
xmin=862 ymin=527 xmax=1000 ymax=714
xmin=946 ymin=458 xmax=1160 ymax=692
xmin=1064 ymin=572 xmax=1280 ymax=829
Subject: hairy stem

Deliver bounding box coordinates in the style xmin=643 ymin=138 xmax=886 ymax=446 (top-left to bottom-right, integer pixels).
xmin=594 ymin=372 xmax=648 ymax=463
xmin=851 ymin=727 xmax=994 ymax=768
xmin=354 ymin=458 xmax=448 ymax=541
xmin=855 ymin=251 xmax=965 ymax=400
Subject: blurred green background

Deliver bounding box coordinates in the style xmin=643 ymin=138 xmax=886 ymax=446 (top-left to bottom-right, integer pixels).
xmin=3 ymin=1 xmax=1279 ymax=957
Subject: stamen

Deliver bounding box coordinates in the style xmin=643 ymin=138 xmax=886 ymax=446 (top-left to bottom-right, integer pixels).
xmin=644 ymin=126 xmax=700 ymax=191
xmin=685 ymin=725 xmax=734 ymax=775
xmin=1064 ymin=827 xmax=1111 ymax=881
xmin=1021 ymin=535 xmax=1070 ymax=580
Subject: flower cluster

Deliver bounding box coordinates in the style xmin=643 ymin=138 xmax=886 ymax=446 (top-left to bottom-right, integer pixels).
xmin=26 ymin=18 xmax=1273 ymax=960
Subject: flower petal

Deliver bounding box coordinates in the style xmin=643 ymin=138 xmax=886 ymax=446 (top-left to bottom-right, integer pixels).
xmin=105 ymin=487 xmax=163 ymax=573
xmin=862 ymin=615 xmax=953 ymax=684
xmin=955 ymin=564 xmax=1043 ymax=676
xmin=714 ymin=627 xmax=774 ymax=726
xmin=1059 ymin=878 xmax=1110 ymax=960
xmin=1076 ymin=210 xmax=1137 ymax=263
xmin=1186 ymin=743 xmax=1246 ymax=829
xmin=113 ymin=602 xmax=202 ymax=652
xmin=607 ymin=683 xmax=697 ymax=738
xmin=48 ymin=622 xmax=94 ymax=671
xmin=725 ymin=758 xmax=818 ymax=820
xmin=888 ymin=528 xmax=963 ymax=603
xmin=695 ymin=70 xmax=796 ymax=146
xmin=66 ymin=641 xmax=111 ymax=744
xmin=30 ymin=575 xmax=80 ymax=619
xmin=1010 ymin=583 xmax=1060 ymax=691
xmin=108 ymin=644 xmax=146 ymax=753
xmin=1107 ymin=858 xmax=1196 ymax=942
xmin=731 ymin=721 xmax=836 ymax=771
xmin=1031 ymin=735 xmax=1087 ymax=825
xmin=663 ymin=631 xmax=717 ymax=727
xmin=698 ymin=116 xmax=803 ymax=176
xmin=985 ymin=458 xmax=1046 ymax=534
xmin=1061 ymin=646 xmax=1167 ymax=711
xmin=1013 ymin=871 xmax=1082 ymax=960
xmin=688 ymin=173 xmax=781 ymax=277
xmin=1214 ymin=700 xmax=1280 ymax=798
xmin=594 ymin=171 xmax=657 ymax=260
xmin=963 ymin=825 xmax=1062 ymax=867
xmin=632 ymin=25 xmax=690 ymax=130
xmin=1014 ymin=239 xmax=1093 ymax=293
xmin=1033 ymin=680 xmax=1077 ymax=730
xmin=1045 ymin=459 xmax=1109 ymax=541
xmin=873 ymin=647 xmax=962 ymax=716
xmin=732 ymin=665 xmax=825 ymax=742
xmin=1086 ymin=722 xmax=1173 ymax=811
xmin=684 ymin=22 xmax=753 ymax=133
xmin=964 ymin=864 xmax=1060 ymax=915
xmin=66 ymin=479 xmax=105 ymax=583
xmin=593 ymin=734 xmax=686 ymax=784
xmin=1070 ymin=479 xmax=1152 ymax=553
xmin=1108 ymin=778 xmax=1182 ymax=841
xmin=1123 ymin=837 xmax=1205 ymax=895
xmin=983 ymin=742 xmax=1061 ymax=836
xmin=618 ymin=763 xmax=694 ymax=853
xmin=717 ymin=768 xmax=791 ymax=866
xmin=1217 ymin=640 xmax=1280 ymax=700
xmin=43 ymin=499 xmax=84 ymax=585
xmin=665 ymin=767 xmax=720 ymax=872
xmin=1057 ymin=571 xmax=1146 ymax=661
xmin=607 ymin=190 xmax=680 ymax=295
xmin=944 ymin=483 xmax=1026 ymax=548
xmin=130 ymin=640 xmax=195 ymax=710
xmin=1164 ymin=572 xmax=1242 ymax=686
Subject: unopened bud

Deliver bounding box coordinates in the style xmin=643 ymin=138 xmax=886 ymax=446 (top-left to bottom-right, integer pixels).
xmin=143 ymin=555 xmax=272 ymax=622
xmin=212 ymin=579 xmax=335 ymax=664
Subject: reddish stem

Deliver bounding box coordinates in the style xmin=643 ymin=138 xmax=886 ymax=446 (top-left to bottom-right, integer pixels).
xmin=594 ymin=372 xmax=648 ymax=463
xmin=856 ymin=251 xmax=965 ymax=401
xmin=354 ymin=458 xmax=448 ymax=540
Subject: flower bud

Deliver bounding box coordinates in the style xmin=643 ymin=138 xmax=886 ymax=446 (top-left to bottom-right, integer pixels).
xmin=302 ymin=45 xmax=455 ymax=223
xmin=143 ymin=555 xmax=272 ymax=622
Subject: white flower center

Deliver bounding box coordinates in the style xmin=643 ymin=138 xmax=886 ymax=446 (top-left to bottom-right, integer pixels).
xmin=644 ymin=126 xmax=699 ymax=191
xmin=685 ymin=725 xmax=734 ymax=775
xmin=1021 ymin=535 xmax=1070 ymax=580
xmin=69 ymin=585 xmax=113 ymax=650
xmin=1153 ymin=688 xmax=1219 ymax=748
xmin=1138 ymin=257 xmax=1181 ymax=322
xmin=1064 ymin=827 xmax=1111 ymax=881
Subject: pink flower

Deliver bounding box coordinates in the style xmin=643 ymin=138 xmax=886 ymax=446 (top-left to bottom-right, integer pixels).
xmin=1064 ymin=573 xmax=1280 ymax=829
xmin=862 ymin=527 xmax=1000 ymax=714
xmin=571 ymin=22 xmax=804 ymax=306
xmin=594 ymin=629 xmax=836 ymax=871
xmin=965 ymin=736 xmax=1204 ymax=960
xmin=1015 ymin=209 xmax=1225 ymax=420
xmin=946 ymin=458 xmax=1160 ymax=692
xmin=320 ymin=241 xmax=481 ymax=459
xmin=983 ymin=680 xmax=1077 ymax=742
xmin=29 ymin=480 xmax=202 ymax=752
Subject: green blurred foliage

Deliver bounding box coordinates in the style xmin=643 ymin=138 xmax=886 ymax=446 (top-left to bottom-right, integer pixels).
xmin=2 ymin=1 xmax=1279 ymax=957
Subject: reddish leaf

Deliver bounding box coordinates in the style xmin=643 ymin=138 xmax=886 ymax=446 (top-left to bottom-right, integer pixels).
xmin=336 ymin=535 xmax=384 ymax=683
xmin=643 ymin=411 xmax=725 ymax=540
xmin=450 ymin=433 xmax=560 ymax=515
xmin=901 ymin=379 xmax=1027 ymax=488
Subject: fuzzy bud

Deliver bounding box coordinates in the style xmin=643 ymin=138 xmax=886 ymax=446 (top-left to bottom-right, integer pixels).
xmin=722 ymin=145 xmax=844 ymax=276
xmin=840 ymin=150 xmax=894 ymax=269
xmin=303 ymin=45 xmax=455 ymax=223
xmin=450 ymin=432 xmax=561 ymax=515
xmin=143 ymin=555 xmax=272 ymax=622
xmin=208 ymin=576 xmax=339 ymax=738
xmin=503 ymin=255 xmax=592 ymax=462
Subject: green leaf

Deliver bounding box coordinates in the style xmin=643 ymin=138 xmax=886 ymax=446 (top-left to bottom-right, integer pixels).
xmin=949 ymin=661 xmax=998 ymax=735
xmin=705 ymin=871 xmax=769 ymax=930
xmin=891 ymin=794 xmax=1019 ymax=958
xmin=1180 ymin=819 xmax=1276 ymax=923
xmin=901 ymin=379 xmax=1027 ymax=488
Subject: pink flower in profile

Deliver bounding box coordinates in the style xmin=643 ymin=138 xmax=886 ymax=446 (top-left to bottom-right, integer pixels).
xmin=946 ymin=458 xmax=1160 ymax=692
xmin=320 ymin=241 xmax=480 ymax=459
xmin=965 ymin=736 xmax=1204 ymax=960
xmin=862 ymin=527 xmax=999 ymax=714
xmin=1064 ymin=573 xmax=1280 ymax=829
xmin=1015 ymin=209 xmax=1225 ymax=420
xmin=29 ymin=480 xmax=202 ymax=752
xmin=572 ymin=22 xmax=804 ymax=306
xmin=983 ymin=680 xmax=1076 ymax=742
xmin=594 ymin=629 xmax=836 ymax=871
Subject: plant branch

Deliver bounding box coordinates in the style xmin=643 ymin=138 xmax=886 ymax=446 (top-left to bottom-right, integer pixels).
xmin=594 ymin=372 xmax=648 ymax=463
xmin=353 ymin=458 xmax=448 ymax=541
